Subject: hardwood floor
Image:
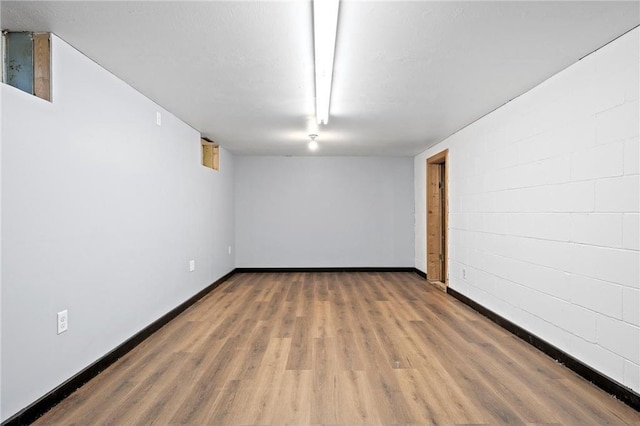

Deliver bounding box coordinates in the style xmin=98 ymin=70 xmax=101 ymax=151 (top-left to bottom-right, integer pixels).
xmin=35 ymin=272 xmax=640 ymax=425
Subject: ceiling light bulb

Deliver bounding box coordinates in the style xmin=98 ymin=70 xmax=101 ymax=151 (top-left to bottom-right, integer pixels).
xmin=308 ymin=134 xmax=319 ymax=151
xmin=313 ymin=0 xmax=340 ymax=125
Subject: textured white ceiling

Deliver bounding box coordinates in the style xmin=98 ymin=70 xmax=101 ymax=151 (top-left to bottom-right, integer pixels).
xmin=2 ymin=1 xmax=638 ymax=156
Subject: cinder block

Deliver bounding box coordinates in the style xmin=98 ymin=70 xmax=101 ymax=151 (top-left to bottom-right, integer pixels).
xmin=448 ymin=242 xmax=457 ymax=262
xmin=542 ymin=155 xmax=572 ymax=186
xmin=466 ymin=248 xmax=485 ymax=271
xmin=536 ymin=96 xmax=579 ymax=136
xmin=570 ymin=213 xmax=623 ymax=248
xmin=491 ymin=168 xmax=512 ymax=192
xmin=493 ymin=276 xmax=515 ymax=302
xmin=449 ymin=260 xmax=465 ymax=281
xmin=623 ymin=287 xmax=640 ymax=326
xmin=505 ymin=155 xmax=572 ymax=190
xmin=485 ymin=254 xmax=513 ymax=282
xmin=519 ymin=238 xmax=576 ymax=274
xmin=494 ymin=142 xmax=520 ymax=170
xmin=555 ymin=118 xmax=597 ymax=155
xmin=596 ymin=101 xmax=639 ymax=146
xmin=516 ymin=281 xmax=547 ymax=314
xmin=570 ymin=274 xmax=623 ymax=319
xmin=520 ymin=182 xmax=595 ymax=213
xmin=450 ymin=195 xmax=462 ymax=214
xmin=484 ymin=213 xmax=508 ymax=235
xmin=562 ymin=181 xmax=596 ymax=213
xmin=566 ymin=243 xmax=599 ymax=277
xmin=562 ymin=302 xmax=598 ymax=342
xmin=595 ymin=175 xmax=640 ymax=212
xmin=475 ymin=232 xmax=494 ymax=254
xmin=592 ymin=246 xmax=640 ymax=289
xmin=450 ymin=212 xmax=467 ymax=230
xmin=506 ymin=213 xmax=531 ymax=238
xmin=515 ymin=261 xmax=571 ymax=301
xmin=493 ymin=189 xmax=521 ymax=213
xmin=624 ymin=360 xmax=640 ymax=392
xmin=464 ymin=230 xmax=483 ymax=251
xmin=508 ymin=110 xmax=541 ymax=143
xmin=621 ymin=64 xmax=640 ymax=102
xmin=569 ymin=335 xmax=625 ymax=384
xmin=571 ymin=141 xmax=624 ymax=181
xmin=508 ymin=213 xmax=571 ymax=241
xmin=624 ymin=137 xmax=639 ymax=175
xmin=531 ymin=213 xmax=571 ymax=241
xmin=476 ymin=270 xmax=496 ymax=294
xmin=597 ymin=315 xmax=640 ymax=363
xmin=590 ymin=71 xmax=627 ymax=115
xmin=623 ymin=213 xmax=639 ymax=250
xmin=519 ymin=186 xmax=550 ymax=212
xmin=518 ymin=133 xmax=553 ymax=164
xmin=467 ymin=213 xmax=484 ymax=232
xmin=492 ymin=255 xmax=522 ymax=283
xmin=478 ymin=193 xmax=494 ymax=213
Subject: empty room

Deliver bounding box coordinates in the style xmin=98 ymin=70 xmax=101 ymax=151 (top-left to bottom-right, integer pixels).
xmin=1 ymin=1 xmax=639 ymax=425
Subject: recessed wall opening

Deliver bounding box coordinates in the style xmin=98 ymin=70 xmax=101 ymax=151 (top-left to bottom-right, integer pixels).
xmin=2 ymin=31 xmax=51 ymax=101
xmin=426 ymin=149 xmax=448 ymax=291
xmin=201 ymin=137 xmax=219 ymax=171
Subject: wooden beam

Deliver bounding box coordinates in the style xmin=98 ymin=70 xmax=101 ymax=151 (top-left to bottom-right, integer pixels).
xmin=33 ymin=33 xmax=51 ymax=101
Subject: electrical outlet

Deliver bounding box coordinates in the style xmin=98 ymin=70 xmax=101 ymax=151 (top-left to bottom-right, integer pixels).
xmin=189 ymin=260 xmax=195 ymax=272
xmin=228 ymin=245 xmax=232 ymax=255
xmin=156 ymin=112 xmax=162 ymax=126
xmin=57 ymin=310 xmax=68 ymax=334
xmin=462 ymin=268 xmax=467 ymax=280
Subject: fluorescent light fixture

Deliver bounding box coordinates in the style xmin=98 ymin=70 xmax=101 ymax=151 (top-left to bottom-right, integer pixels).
xmin=313 ymin=0 xmax=340 ymax=125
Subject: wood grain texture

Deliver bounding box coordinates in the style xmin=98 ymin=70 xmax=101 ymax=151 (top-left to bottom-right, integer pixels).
xmin=34 ymin=272 xmax=640 ymax=425
xmin=427 ymin=149 xmax=448 ymax=284
xmin=33 ymin=33 xmax=51 ymax=101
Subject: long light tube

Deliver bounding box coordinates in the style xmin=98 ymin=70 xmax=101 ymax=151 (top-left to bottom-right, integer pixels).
xmin=313 ymin=0 xmax=340 ymax=125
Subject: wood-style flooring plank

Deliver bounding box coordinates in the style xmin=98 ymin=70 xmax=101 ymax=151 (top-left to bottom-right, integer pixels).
xmin=33 ymin=272 xmax=640 ymax=426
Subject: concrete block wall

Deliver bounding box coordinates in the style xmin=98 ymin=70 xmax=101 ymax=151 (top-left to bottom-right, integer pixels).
xmin=415 ymin=28 xmax=639 ymax=392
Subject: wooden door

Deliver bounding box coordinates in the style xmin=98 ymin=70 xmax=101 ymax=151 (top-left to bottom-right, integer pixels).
xmin=427 ymin=150 xmax=448 ymax=285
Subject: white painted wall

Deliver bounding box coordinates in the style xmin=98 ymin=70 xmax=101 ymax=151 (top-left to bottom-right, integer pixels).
xmin=0 ymin=35 xmax=235 ymax=421
xmin=415 ymin=28 xmax=639 ymax=392
xmin=235 ymin=156 xmax=414 ymax=267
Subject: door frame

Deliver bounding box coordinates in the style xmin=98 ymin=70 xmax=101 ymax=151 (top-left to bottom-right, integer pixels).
xmin=426 ymin=149 xmax=448 ymax=288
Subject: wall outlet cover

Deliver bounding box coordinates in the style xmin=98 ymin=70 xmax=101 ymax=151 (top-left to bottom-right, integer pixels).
xmin=57 ymin=310 xmax=68 ymax=334
xmin=189 ymin=260 xmax=195 ymax=272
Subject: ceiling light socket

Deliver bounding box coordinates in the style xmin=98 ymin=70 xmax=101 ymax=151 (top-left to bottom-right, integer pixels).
xmin=308 ymin=134 xmax=319 ymax=151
